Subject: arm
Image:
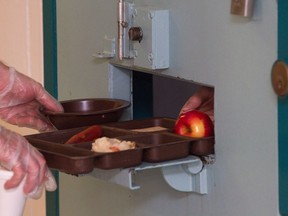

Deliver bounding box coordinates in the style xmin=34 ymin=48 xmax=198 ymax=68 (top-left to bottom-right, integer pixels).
xmin=179 ymin=86 xmax=214 ymax=122
xmin=0 ymin=61 xmax=60 ymax=198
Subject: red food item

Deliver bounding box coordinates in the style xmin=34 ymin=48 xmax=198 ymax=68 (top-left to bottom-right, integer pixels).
xmin=174 ymin=110 xmax=214 ymax=138
xmin=109 ymin=146 xmax=120 ymax=152
xmin=65 ymin=125 xmax=102 ymax=144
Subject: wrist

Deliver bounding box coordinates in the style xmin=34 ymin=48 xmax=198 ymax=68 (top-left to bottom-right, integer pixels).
xmin=0 ymin=62 xmax=12 ymax=92
xmin=0 ymin=67 xmax=15 ymax=96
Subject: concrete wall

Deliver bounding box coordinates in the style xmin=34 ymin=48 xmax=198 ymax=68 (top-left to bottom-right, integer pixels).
xmin=57 ymin=1 xmax=278 ymax=215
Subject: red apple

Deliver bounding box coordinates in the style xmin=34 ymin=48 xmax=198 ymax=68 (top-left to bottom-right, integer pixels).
xmin=174 ymin=110 xmax=214 ymax=138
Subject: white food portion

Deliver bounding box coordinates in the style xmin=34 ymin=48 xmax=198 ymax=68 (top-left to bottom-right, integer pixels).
xmin=91 ymin=137 xmax=136 ymax=153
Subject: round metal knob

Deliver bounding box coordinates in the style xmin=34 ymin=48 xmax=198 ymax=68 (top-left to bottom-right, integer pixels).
xmin=128 ymin=27 xmax=143 ymax=43
xmin=271 ymin=60 xmax=288 ymax=96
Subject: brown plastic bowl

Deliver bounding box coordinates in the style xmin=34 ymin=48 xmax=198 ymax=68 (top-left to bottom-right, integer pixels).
xmin=43 ymin=98 xmax=130 ymax=130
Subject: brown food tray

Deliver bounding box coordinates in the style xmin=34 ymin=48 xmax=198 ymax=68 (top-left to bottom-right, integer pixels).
xmin=42 ymin=98 xmax=130 ymax=130
xmin=25 ymin=118 xmax=214 ymax=174
xmin=26 ymin=126 xmax=143 ymax=173
xmin=106 ymin=117 xmax=215 ymax=156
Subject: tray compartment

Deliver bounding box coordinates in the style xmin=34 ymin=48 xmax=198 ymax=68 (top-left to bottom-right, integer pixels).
xmin=116 ymin=133 xmax=190 ymax=163
xmin=189 ymin=137 xmax=215 ymax=156
xmin=70 ymin=141 xmax=143 ymax=169
xmin=94 ymin=148 xmax=143 ymax=169
xmin=27 ymin=139 xmax=96 ymax=174
xmin=105 ymin=117 xmax=176 ymax=133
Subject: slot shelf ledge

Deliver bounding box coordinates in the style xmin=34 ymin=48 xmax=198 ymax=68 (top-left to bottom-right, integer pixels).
xmin=87 ymin=155 xmax=208 ymax=194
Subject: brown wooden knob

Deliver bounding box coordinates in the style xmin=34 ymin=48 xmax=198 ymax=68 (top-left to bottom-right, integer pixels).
xmin=271 ymin=60 xmax=288 ymax=96
xmin=128 ymin=27 xmax=143 ymax=42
